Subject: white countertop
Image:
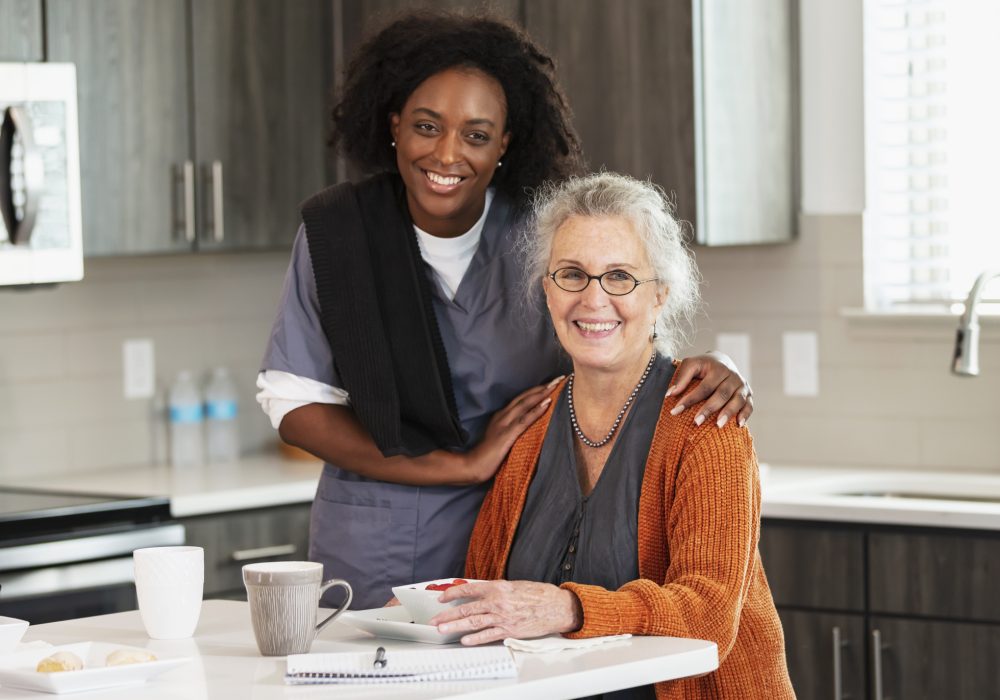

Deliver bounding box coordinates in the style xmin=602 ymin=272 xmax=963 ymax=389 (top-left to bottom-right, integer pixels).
xmin=5 ymin=454 xmax=1000 ymax=529
xmin=762 ymin=463 xmax=1000 ymax=530
xmin=0 ymin=600 xmax=718 ymax=699
xmin=0 ymin=454 xmax=323 ymax=518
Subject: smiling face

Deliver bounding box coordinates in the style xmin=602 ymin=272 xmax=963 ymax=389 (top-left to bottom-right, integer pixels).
xmin=390 ymin=68 xmax=511 ymax=238
xmin=543 ymin=215 xmax=667 ymax=376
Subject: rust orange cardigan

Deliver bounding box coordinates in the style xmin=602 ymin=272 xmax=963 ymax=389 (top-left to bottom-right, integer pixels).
xmin=465 ymin=380 xmax=795 ymax=699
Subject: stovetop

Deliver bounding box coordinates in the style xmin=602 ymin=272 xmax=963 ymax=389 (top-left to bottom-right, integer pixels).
xmin=0 ymin=487 xmax=171 ymax=542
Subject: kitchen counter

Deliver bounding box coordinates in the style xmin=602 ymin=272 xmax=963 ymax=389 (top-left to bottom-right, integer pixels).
xmin=0 ymin=600 xmax=718 ymax=699
xmin=762 ymin=464 xmax=1000 ymax=530
xmin=3 ymin=455 xmax=1000 ymax=529
xmin=0 ymin=454 xmax=323 ymax=518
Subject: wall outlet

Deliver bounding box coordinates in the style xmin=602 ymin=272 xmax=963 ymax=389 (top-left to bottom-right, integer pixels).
xmin=123 ymin=338 xmax=155 ymax=399
xmin=715 ymin=333 xmax=751 ymax=384
xmin=782 ymin=331 xmax=819 ymax=397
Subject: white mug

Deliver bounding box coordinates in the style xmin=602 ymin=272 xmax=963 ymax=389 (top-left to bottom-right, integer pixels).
xmin=133 ymin=546 xmax=204 ymax=640
xmin=243 ymin=561 xmax=352 ymax=656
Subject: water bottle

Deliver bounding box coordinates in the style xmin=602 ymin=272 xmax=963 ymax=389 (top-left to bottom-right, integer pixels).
xmin=168 ymin=370 xmax=204 ymax=468
xmin=205 ymin=367 xmax=240 ymax=463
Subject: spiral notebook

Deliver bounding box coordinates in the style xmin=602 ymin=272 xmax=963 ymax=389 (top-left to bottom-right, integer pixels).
xmin=284 ymin=646 xmax=518 ymax=685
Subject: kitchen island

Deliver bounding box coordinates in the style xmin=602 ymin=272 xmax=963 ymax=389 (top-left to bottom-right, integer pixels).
xmin=0 ymin=600 xmax=718 ymax=699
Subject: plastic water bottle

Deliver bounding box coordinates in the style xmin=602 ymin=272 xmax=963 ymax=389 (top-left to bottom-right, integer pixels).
xmin=169 ymin=370 xmax=204 ymax=468
xmin=205 ymin=367 xmax=240 ymax=463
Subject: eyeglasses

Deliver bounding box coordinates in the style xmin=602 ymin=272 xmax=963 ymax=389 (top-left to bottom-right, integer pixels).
xmin=547 ymin=267 xmax=658 ymax=296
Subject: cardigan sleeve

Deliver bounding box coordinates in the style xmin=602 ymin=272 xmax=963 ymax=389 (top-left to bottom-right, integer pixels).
xmin=562 ymin=424 xmax=760 ymax=661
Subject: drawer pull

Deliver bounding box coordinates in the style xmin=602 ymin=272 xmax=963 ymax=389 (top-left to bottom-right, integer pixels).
xmin=231 ymin=544 xmax=297 ymax=562
xmin=832 ymin=626 xmax=851 ymax=700
xmin=871 ymin=629 xmax=891 ymax=700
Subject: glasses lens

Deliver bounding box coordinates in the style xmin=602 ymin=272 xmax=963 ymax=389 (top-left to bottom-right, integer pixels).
xmin=553 ymin=268 xmax=589 ymax=292
xmin=600 ymin=271 xmax=638 ymax=295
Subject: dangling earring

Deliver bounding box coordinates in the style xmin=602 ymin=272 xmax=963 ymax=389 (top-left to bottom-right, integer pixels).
xmin=391 ymin=141 xmax=396 ymax=148
xmin=651 ymin=324 xmax=658 ymax=341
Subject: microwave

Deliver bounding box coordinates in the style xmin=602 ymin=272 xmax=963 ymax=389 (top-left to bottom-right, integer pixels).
xmin=0 ymin=63 xmax=83 ymax=286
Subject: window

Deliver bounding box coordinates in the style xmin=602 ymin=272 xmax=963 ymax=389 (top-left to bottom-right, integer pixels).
xmin=863 ymin=0 xmax=1000 ymax=312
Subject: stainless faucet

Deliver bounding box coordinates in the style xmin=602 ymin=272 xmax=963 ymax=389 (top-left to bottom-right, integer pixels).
xmin=952 ymin=269 xmax=1000 ymax=376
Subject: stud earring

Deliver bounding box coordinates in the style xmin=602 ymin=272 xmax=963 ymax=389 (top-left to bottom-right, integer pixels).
xmin=497 ymin=160 xmax=502 ymax=168
xmin=391 ymin=141 xmax=396 ymax=148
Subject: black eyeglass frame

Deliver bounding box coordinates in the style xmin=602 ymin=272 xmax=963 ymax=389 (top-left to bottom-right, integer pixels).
xmin=546 ymin=267 xmax=659 ymax=296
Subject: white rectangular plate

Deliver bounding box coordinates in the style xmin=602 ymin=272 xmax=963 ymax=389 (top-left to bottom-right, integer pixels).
xmin=339 ymin=607 xmax=464 ymax=645
xmin=0 ymin=642 xmax=189 ymax=694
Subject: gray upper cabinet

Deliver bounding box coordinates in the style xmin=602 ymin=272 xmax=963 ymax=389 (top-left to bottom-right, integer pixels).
xmin=694 ymin=0 xmax=797 ymax=245
xmin=191 ymin=0 xmax=333 ymax=250
xmin=527 ymin=0 xmax=796 ymax=246
xmin=46 ymin=0 xmax=333 ymax=255
xmin=0 ymin=0 xmax=43 ymax=60
xmin=45 ymin=0 xmax=191 ymax=255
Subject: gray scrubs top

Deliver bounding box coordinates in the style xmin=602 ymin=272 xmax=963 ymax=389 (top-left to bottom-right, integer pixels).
xmin=261 ymin=194 xmax=565 ymax=609
xmin=506 ymin=354 xmax=674 ymax=700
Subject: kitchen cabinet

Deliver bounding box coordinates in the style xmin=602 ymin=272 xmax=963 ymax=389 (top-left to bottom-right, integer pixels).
xmin=181 ymin=502 xmax=311 ymax=598
xmin=525 ymin=0 xmax=796 ymax=246
xmin=761 ymin=520 xmax=1000 ymax=700
xmin=760 ymin=522 xmax=866 ymax=700
xmin=44 ymin=0 xmax=333 ymax=255
xmin=0 ymin=0 xmax=42 ymax=61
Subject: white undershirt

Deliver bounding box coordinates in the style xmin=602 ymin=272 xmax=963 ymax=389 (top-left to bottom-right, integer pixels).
xmin=256 ymin=190 xmax=494 ymax=429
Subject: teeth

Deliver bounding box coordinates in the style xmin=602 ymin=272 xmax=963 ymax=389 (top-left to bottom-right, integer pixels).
xmin=577 ymin=321 xmax=619 ymax=332
xmin=426 ymin=171 xmax=462 ymax=186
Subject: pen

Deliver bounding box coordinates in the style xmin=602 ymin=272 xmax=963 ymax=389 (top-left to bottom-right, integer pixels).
xmin=373 ymin=646 xmax=387 ymax=669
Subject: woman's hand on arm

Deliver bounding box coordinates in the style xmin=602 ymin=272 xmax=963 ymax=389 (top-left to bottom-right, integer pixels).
xmin=428 ymin=580 xmax=583 ymax=645
xmin=277 ymin=379 xmax=558 ymax=487
xmin=669 ymin=351 xmax=753 ymax=428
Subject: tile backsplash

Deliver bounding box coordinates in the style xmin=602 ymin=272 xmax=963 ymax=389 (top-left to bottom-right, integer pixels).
xmin=1 ymin=212 xmax=997 ymax=479
xmin=0 ymin=251 xmax=289 ymax=477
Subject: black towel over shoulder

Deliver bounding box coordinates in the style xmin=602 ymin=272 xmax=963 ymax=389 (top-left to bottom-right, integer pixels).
xmin=301 ymin=173 xmax=465 ymax=458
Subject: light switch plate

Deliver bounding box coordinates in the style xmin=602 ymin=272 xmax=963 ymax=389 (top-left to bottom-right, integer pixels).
xmin=782 ymin=331 xmax=819 ymax=397
xmin=715 ymin=333 xmax=751 ymax=384
xmin=123 ymin=338 xmax=155 ymax=399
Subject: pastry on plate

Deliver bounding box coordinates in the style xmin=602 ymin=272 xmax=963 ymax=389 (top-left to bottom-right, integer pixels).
xmin=36 ymin=651 xmax=84 ymax=673
xmin=106 ymin=648 xmax=157 ymax=666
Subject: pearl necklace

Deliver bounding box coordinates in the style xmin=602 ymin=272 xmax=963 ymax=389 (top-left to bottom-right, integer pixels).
xmin=567 ymin=352 xmax=657 ymax=448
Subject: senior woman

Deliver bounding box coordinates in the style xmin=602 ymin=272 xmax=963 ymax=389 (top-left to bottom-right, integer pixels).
xmin=431 ymin=172 xmax=794 ymax=699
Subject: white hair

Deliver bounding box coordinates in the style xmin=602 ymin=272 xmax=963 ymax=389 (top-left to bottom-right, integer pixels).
xmin=521 ymin=171 xmax=701 ymax=356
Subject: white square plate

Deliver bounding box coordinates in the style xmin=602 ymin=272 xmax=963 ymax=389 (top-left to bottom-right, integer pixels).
xmin=339 ymin=607 xmax=464 ymax=645
xmin=0 ymin=642 xmax=190 ymax=694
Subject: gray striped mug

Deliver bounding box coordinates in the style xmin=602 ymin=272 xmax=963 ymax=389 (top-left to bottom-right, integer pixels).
xmin=243 ymin=561 xmax=352 ymax=656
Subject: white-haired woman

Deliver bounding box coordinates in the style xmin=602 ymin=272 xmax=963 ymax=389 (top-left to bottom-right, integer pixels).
xmin=431 ymin=173 xmax=793 ymax=699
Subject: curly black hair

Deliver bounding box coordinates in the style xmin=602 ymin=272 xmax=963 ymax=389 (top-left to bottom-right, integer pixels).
xmin=331 ymin=10 xmax=584 ymax=202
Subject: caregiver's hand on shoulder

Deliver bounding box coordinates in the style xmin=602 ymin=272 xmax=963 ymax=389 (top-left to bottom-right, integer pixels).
xmin=462 ymin=379 xmax=562 ymax=484
xmin=429 ymin=580 xmax=582 ymax=646
xmin=669 ymin=351 xmax=753 ymax=428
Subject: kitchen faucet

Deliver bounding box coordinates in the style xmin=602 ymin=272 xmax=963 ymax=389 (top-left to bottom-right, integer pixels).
xmin=952 ymin=269 xmax=1000 ymax=376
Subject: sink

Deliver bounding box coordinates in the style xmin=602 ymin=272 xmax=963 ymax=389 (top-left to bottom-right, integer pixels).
xmin=836 ymin=491 xmax=1000 ymax=504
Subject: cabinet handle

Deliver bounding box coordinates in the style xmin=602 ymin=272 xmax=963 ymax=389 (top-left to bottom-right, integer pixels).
xmin=871 ymin=629 xmax=890 ymax=700
xmin=230 ymin=544 xmax=297 ymax=562
xmin=182 ymin=160 xmax=195 ymax=242
xmin=832 ymin=626 xmax=851 ymax=700
xmin=208 ymin=160 xmax=224 ymax=242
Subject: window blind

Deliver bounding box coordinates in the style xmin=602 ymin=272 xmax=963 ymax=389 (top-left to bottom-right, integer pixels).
xmin=863 ymin=0 xmax=1000 ymax=311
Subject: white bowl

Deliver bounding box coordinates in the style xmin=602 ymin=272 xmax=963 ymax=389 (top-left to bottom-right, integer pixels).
xmin=391 ymin=578 xmax=482 ymax=625
xmin=0 ymin=616 xmax=29 ymax=654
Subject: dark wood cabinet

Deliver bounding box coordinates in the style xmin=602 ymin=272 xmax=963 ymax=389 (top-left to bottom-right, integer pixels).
xmin=45 ymin=0 xmax=334 ymax=255
xmin=524 ymin=0 xmax=696 ymax=226
xmin=181 ymin=503 xmax=311 ymax=598
xmin=0 ymin=0 xmax=42 ymax=60
xmin=870 ymin=616 xmax=1000 ymax=700
xmin=763 ymin=520 xmax=1000 ymax=700
xmin=45 ymin=0 xmax=191 ymax=255
xmin=190 ymin=0 xmax=333 ymax=251
xmin=778 ymin=610 xmax=866 ymax=700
